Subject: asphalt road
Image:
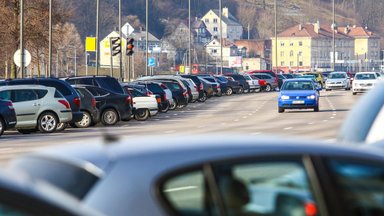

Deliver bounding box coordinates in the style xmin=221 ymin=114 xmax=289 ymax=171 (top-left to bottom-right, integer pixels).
xmin=0 ymin=89 xmax=360 ymax=165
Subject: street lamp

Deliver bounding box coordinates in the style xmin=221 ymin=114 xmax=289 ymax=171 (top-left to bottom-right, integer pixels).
xmin=48 ymin=0 xmax=52 ymax=77
xmin=95 ymin=0 xmax=100 ymax=75
xmin=146 ymin=0 xmax=149 ymax=76
xmin=332 ymin=0 xmax=336 ymax=70
xmin=274 ymin=0 xmax=278 ymax=74
xmin=219 ymin=0 xmax=223 ymax=75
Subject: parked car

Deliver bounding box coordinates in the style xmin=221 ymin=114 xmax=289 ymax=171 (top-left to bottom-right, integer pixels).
xmin=0 ymin=99 xmax=16 ymax=136
xmin=243 ymin=74 xmax=261 ymax=92
xmin=78 ymin=85 xmax=133 ymax=125
xmin=226 ymin=74 xmax=250 ymax=93
xmin=198 ymin=75 xmax=222 ymax=97
xmin=124 ymin=87 xmax=158 ymax=121
xmin=7 ymin=135 xmax=384 ymax=216
xmin=278 ymin=79 xmax=320 ymax=113
xmin=246 ymin=70 xmax=279 ymax=90
xmin=158 ymin=80 xmax=188 ymax=110
xmin=64 ymin=75 xmax=125 ymax=94
xmin=179 ymin=75 xmax=205 ymax=101
xmin=214 ymin=75 xmax=241 ymax=96
xmin=352 ymin=72 xmax=378 ymax=95
xmin=128 ymin=82 xmax=170 ymax=113
xmin=301 ymin=72 xmax=325 ymax=88
xmin=197 ymin=77 xmax=214 ymax=101
xmin=0 ymin=78 xmax=83 ymax=130
xmin=325 ymin=72 xmax=351 ymax=91
xmin=277 ymin=74 xmax=287 ymax=89
xmin=0 ymin=85 xmax=72 ymax=133
xmin=72 ymin=86 xmax=100 ymax=128
xmin=180 ymin=78 xmax=199 ymax=102
xmin=250 ymin=73 xmax=278 ymax=92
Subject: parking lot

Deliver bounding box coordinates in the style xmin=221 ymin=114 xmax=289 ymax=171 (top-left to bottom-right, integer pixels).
xmin=0 ymin=89 xmax=359 ymax=165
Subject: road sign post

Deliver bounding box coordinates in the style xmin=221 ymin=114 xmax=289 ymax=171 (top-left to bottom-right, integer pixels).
xmin=13 ymin=49 xmax=31 ymax=77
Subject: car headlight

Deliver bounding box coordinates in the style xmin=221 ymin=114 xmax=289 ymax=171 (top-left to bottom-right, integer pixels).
xmin=307 ymin=95 xmax=316 ymax=99
xmin=281 ymin=95 xmax=289 ymax=100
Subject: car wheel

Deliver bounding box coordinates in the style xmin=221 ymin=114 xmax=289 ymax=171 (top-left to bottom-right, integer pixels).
xmin=134 ymin=109 xmax=150 ymax=121
xmin=0 ymin=118 xmax=4 ymax=137
xmin=325 ymin=89 xmax=330 ymax=91
xmin=17 ymin=129 xmax=38 ymax=134
xmin=225 ymin=87 xmax=233 ymax=96
xmin=314 ymin=105 xmax=319 ymax=112
xmin=160 ymin=102 xmax=169 ymax=113
xmin=38 ymin=112 xmax=58 ymax=133
xmin=238 ymin=86 xmax=244 ymax=94
xmin=74 ymin=111 xmax=92 ymax=128
xmin=265 ymin=84 xmax=272 ymax=92
xmin=101 ymin=108 xmax=119 ymax=126
xmin=352 ymin=92 xmax=357 ymax=95
xmin=169 ymin=99 xmax=177 ymax=110
xmin=198 ymin=92 xmax=207 ymax=102
xmin=278 ymin=107 xmax=284 ymax=113
xmin=56 ymin=123 xmax=68 ymax=131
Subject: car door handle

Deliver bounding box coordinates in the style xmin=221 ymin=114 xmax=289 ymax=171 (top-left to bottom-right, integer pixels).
xmin=33 ymin=103 xmax=40 ymax=106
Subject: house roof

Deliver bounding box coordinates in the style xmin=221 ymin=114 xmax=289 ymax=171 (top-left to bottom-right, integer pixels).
xmin=192 ymin=19 xmax=206 ymax=29
xmin=337 ymin=26 xmax=379 ymax=38
xmin=210 ymin=9 xmax=242 ymax=26
xmin=277 ymin=23 xmax=352 ymax=39
xmin=207 ymin=38 xmax=237 ymax=48
xmin=234 ymin=40 xmax=266 ymax=55
xmin=124 ymin=29 xmax=160 ymax=42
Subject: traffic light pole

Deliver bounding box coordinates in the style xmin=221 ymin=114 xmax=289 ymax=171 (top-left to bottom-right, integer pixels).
xmin=118 ymin=0 xmax=122 ymax=81
xmin=20 ymin=0 xmax=24 ymax=78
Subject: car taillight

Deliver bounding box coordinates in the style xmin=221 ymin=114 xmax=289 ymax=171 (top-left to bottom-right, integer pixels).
xmin=194 ymin=85 xmax=198 ymax=92
xmin=162 ymin=94 xmax=166 ymax=101
xmin=58 ymin=100 xmax=70 ymax=109
xmin=304 ymin=202 xmax=317 ymax=216
xmin=156 ymin=97 xmax=161 ymax=103
xmin=126 ymin=95 xmax=133 ymax=106
xmin=200 ymin=83 xmax=203 ymax=90
xmin=258 ymin=80 xmax=266 ymax=86
xmin=73 ymin=97 xmax=80 ymax=108
xmin=183 ymin=91 xmax=187 ymax=97
xmin=146 ymin=91 xmax=153 ymax=96
xmin=91 ymin=98 xmax=97 ymax=108
xmin=6 ymin=101 xmax=14 ymax=110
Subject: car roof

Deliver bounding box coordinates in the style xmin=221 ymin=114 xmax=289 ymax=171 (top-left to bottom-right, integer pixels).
xmin=0 ymin=85 xmax=53 ymax=90
xmin=24 ymin=135 xmax=384 ymax=174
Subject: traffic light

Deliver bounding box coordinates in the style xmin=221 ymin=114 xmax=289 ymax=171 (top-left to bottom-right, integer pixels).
xmin=110 ymin=37 xmax=121 ymax=56
xmin=126 ymin=38 xmax=134 ymax=56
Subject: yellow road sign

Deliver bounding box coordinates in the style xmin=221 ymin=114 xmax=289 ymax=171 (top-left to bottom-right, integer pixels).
xmin=86 ymin=37 xmax=96 ymax=52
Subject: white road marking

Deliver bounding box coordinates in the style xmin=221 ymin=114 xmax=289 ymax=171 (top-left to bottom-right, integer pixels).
xmin=284 ymin=127 xmax=293 ymax=130
xmin=250 ymin=132 xmax=261 ymax=136
xmin=330 ymin=116 xmax=335 ymax=119
xmin=0 ymin=148 xmax=13 ymax=152
xmin=308 ymin=122 xmax=314 ymax=125
xmin=323 ymin=120 xmax=328 ymax=122
xmin=234 ymin=119 xmax=239 ymax=122
xmin=164 ymin=130 xmax=176 ymax=134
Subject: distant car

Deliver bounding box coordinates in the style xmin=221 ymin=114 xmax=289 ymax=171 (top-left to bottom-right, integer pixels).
xmin=159 ymin=80 xmax=188 ymax=110
xmin=7 ymin=135 xmax=384 ymax=216
xmin=301 ymin=72 xmax=324 ymax=88
xmin=79 ymin=85 xmax=133 ymax=125
xmin=242 ymin=74 xmax=261 ymax=92
xmin=72 ymin=86 xmax=100 ymax=128
xmin=0 ymin=85 xmax=72 ymax=133
xmin=179 ymin=75 xmax=205 ymax=101
xmin=64 ymin=75 xmax=125 ymax=95
xmin=0 ymin=99 xmax=16 ymax=136
xmin=277 ymin=74 xmax=287 ymax=89
xmin=352 ymin=72 xmax=378 ymax=95
xmin=325 ymin=72 xmax=351 ymax=91
xmin=198 ymin=75 xmax=222 ymax=97
xmin=250 ymin=73 xmax=277 ymax=92
xmin=226 ymin=74 xmax=250 ymax=93
xmin=214 ymin=75 xmax=241 ymax=96
xmin=197 ymin=77 xmax=214 ymax=101
xmin=278 ymin=79 xmax=320 ymax=113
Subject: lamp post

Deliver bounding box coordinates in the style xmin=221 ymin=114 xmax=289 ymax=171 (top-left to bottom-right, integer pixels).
xmin=274 ymin=0 xmax=278 ymax=74
xmin=48 ymin=0 xmax=52 ymax=77
xmin=188 ymin=0 xmax=191 ymax=75
xmin=145 ymin=0 xmax=149 ymax=76
xmin=118 ymin=0 xmax=122 ymax=80
xmin=95 ymin=0 xmax=100 ymax=75
xmin=219 ymin=0 xmax=223 ymax=75
xmin=332 ymin=0 xmax=336 ymax=70
xmin=20 ymin=0 xmax=24 ymax=78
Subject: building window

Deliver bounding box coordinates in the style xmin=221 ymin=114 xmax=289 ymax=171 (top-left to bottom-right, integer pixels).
xmin=212 ymin=49 xmax=217 ymax=53
xmin=280 ymin=51 xmax=284 ymax=57
xmin=205 ymin=18 xmax=209 ymax=23
xmin=213 ymin=27 xmax=218 ymax=32
xmin=290 ymin=61 xmax=294 ymax=66
xmin=281 ymin=61 xmax=285 ymax=66
xmin=290 ymin=51 xmax=294 ymax=57
xmin=298 ymin=51 xmax=302 ymax=56
xmin=280 ymin=42 xmax=285 ymax=47
xmin=290 ymin=41 xmax=294 ymax=46
xmin=299 ymin=61 xmax=303 ymax=66
xmin=299 ymin=41 xmax=303 ymax=46
xmin=213 ymin=18 xmax=218 ymax=23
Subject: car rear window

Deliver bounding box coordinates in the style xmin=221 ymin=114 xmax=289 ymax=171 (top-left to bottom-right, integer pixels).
xmin=147 ymin=83 xmax=164 ymax=94
xmin=7 ymin=156 xmax=102 ymax=199
xmin=96 ymin=77 xmax=124 ymax=94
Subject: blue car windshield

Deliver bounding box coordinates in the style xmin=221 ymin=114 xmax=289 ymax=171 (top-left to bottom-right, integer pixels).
xmin=282 ymin=81 xmax=315 ymax=91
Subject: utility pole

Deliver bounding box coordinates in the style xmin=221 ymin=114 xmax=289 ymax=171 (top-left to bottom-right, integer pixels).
xmin=96 ymin=0 xmax=100 ymax=75
xmin=274 ymin=0 xmax=278 ymax=74
xmin=119 ymin=0 xmax=122 ymax=80
xmin=219 ymin=0 xmax=223 ymax=75
xmin=188 ymin=0 xmax=191 ymax=74
xmin=332 ymin=0 xmax=336 ymax=70
xmin=48 ymin=0 xmax=52 ymax=77
xmin=20 ymin=0 xmax=24 ymax=78
xmin=248 ymin=23 xmax=250 ymax=40
xmin=145 ymin=0 xmax=149 ymax=76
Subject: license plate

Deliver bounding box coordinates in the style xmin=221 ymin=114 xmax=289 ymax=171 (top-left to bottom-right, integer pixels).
xmin=292 ymin=100 xmax=304 ymax=104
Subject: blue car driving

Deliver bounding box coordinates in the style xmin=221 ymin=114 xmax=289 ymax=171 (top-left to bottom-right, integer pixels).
xmin=278 ymin=79 xmax=320 ymax=113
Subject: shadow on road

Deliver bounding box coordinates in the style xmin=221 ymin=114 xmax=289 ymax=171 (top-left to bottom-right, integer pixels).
xmin=283 ymin=108 xmax=350 ymax=113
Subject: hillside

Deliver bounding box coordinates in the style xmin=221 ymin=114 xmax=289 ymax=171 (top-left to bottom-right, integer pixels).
xmin=69 ymin=0 xmax=384 ymax=42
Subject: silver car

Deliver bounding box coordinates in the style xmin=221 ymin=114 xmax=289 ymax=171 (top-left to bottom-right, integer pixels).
xmin=325 ymin=72 xmax=351 ymax=91
xmin=0 ymin=85 xmax=72 ymax=133
xmin=6 ymin=135 xmax=384 ymax=216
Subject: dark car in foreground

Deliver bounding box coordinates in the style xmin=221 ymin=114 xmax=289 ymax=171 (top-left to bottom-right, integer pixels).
xmin=0 ymin=99 xmax=16 ymax=136
xmin=278 ymin=79 xmax=320 ymax=113
xmin=78 ymin=85 xmax=133 ymax=125
xmin=6 ymin=136 xmax=384 ymax=216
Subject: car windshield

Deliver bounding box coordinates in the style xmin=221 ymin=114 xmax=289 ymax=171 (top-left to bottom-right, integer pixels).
xmin=355 ymin=74 xmax=376 ymax=80
xmin=329 ymin=73 xmax=347 ymax=79
xmin=282 ymin=81 xmax=314 ymax=90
